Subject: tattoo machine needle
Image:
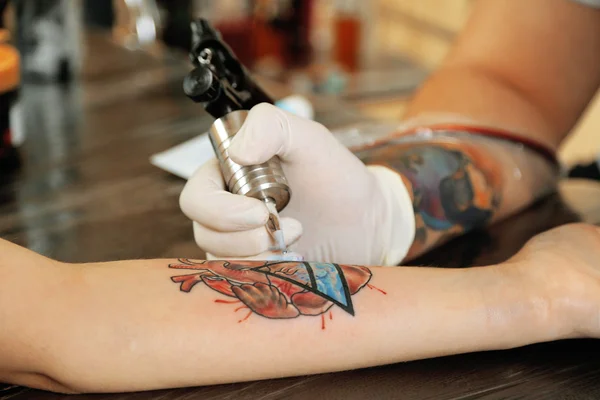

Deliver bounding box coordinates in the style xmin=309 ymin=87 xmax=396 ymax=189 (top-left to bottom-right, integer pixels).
xmin=264 ymin=198 xmax=286 ymax=252
xmin=183 ymin=19 xmax=291 ymax=253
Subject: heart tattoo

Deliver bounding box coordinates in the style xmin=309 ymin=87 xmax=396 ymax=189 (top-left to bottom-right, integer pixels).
xmin=169 ymin=259 xmax=385 ymax=329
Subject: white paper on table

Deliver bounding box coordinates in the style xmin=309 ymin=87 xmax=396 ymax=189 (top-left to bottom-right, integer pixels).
xmin=150 ymin=133 xmax=216 ymax=180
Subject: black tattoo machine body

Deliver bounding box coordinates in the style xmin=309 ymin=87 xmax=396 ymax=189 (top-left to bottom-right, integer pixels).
xmin=183 ymin=19 xmax=291 ymax=251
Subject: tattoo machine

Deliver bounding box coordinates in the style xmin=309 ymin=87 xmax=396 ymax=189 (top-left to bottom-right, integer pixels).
xmin=183 ymin=19 xmax=291 ymax=252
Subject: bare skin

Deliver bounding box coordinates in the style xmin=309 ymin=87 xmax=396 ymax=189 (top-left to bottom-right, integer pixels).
xmin=0 ymin=223 xmax=600 ymax=394
xmin=403 ymin=0 xmax=600 ymax=150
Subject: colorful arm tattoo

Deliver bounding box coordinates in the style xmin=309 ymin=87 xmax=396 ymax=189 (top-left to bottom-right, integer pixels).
xmin=355 ymin=138 xmax=503 ymax=257
xmin=169 ymin=259 xmax=385 ymax=329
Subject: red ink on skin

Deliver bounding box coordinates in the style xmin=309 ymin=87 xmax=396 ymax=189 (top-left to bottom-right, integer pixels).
xmin=170 ymin=260 xmax=374 ymax=328
xmin=367 ymin=284 xmax=387 ymax=295
xmin=238 ymin=311 xmax=252 ymax=323
xmin=171 ymin=273 xmax=204 ymax=292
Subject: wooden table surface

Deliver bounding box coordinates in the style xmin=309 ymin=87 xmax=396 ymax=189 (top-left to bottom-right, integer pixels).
xmin=2 ymin=32 xmax=600 ymax=400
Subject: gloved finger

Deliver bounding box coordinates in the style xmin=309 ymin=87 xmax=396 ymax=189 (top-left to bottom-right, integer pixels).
xmin=179 ymin=158 xmax=269 ymax=232
xmin=193 ymin=217 xmax=303 ymax=257
xmin=228 ymin=103 xmax=345 ymax=166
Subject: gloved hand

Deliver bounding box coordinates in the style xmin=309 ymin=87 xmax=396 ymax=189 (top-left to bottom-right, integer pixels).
xmin=179 ymin=103 xmax=415 ymax=265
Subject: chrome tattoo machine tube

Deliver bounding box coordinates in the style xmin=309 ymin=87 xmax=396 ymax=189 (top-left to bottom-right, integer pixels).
xmin=183 ymin=18 xmax=293 ymax=252
xmin=208 ymin=110 xmax=291 ymax=250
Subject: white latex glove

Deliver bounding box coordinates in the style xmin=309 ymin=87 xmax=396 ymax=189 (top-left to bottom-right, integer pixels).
xmin=179 ymin=103 xmax=415 ymax=265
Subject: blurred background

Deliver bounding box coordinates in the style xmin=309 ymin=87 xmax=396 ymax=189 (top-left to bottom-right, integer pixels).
xmin=1 ymin=0 xmax=598 ymax=170
xmin=0 ymin=0 xmax=599 ymax=261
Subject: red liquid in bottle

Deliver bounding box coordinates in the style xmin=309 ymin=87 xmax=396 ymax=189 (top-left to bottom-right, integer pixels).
xmin=333 ymin=14 xmax=361 ymax=72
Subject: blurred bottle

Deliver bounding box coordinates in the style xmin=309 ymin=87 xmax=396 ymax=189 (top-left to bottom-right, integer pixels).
xmin=156 ymin=0 xmax=192 ymax=52
xmin=112 ymin=0 xmax=162 ymax=49
xmin=333 ymin=0 xmax=361 ymax=72
xmin=189 ymin=1 xmax=316 ymax=72
xmin=194 ymin=0 xmax=255 ymax=66
xmin=0 ymin=39 xmax=22 ymax=170
xmin=255 ymin=0 xmax=315 ymax=68
xmin=13 ymin=0 xmax=83 ymax=83
xmin=252 ymin=0 xmax=285 ymax=68
xmin=0 ymin=0 xmax=9 ymax=30
xmin=83 ymin=0 xmax=114 ymax=28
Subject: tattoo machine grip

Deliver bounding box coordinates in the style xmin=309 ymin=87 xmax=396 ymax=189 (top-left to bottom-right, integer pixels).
xmin=183 ymin=18 xmax=292 ymax=213
xmin=208 ymin=110 xmax=291 ymax=212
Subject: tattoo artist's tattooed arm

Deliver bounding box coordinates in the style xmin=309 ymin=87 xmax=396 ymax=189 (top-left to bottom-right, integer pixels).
xmin=354 ymin=136 xmax=553 ymax=259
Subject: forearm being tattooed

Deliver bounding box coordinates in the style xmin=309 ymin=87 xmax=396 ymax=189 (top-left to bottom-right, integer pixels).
xmin=354 ymin=134 xmax=557 ymax=259
xmin=0 ymin=236 xmax=560 ymax=394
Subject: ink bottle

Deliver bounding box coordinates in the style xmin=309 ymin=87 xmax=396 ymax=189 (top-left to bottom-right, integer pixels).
xmin=333 ymin=0 xmax=362 ymax=72
xmin=0 ymin=38 xmax=22 ymax=170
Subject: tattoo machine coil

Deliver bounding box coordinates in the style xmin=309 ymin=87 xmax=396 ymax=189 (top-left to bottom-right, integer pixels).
xmin=183 ymin=19 xmax=290 ymax=251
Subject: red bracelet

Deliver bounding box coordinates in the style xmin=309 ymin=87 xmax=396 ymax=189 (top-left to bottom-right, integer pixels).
xmin=358 ymin=124 xmax=560 ymax=169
